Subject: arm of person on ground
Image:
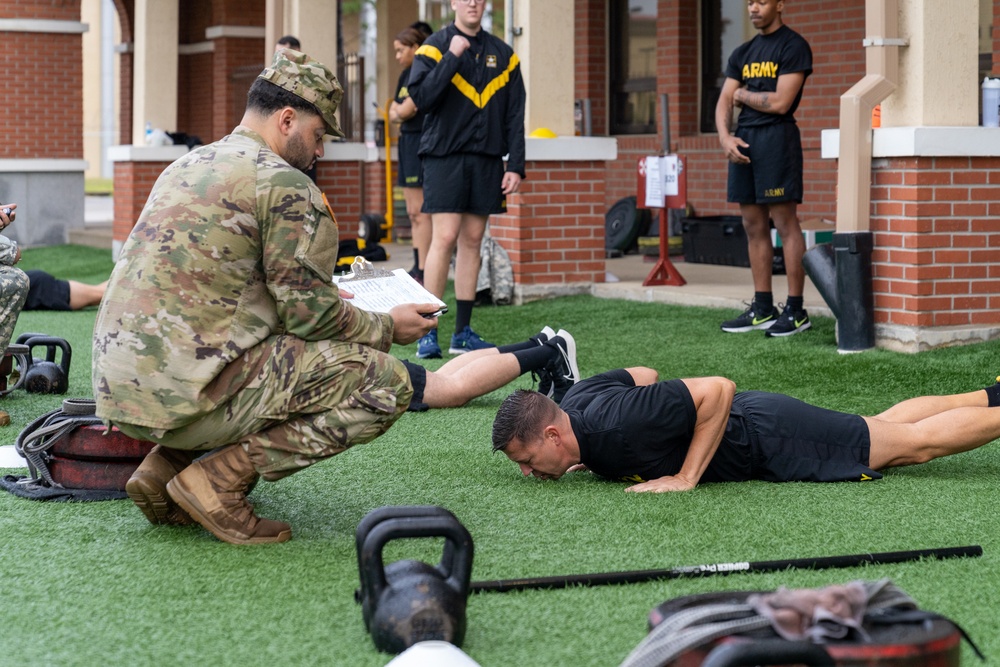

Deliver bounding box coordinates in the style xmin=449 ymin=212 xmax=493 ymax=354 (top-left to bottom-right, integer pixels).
xmin=733 ymin=71 xmax=806 ymax=116
xmin=715 ymin=78 xmax=750 ymax=164
xmin=624 ymin=376 xmax=736 ymax=493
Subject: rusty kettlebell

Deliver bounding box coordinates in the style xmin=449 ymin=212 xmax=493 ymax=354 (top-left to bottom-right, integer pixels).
xmin=355 ymin=506 xmax=474 ymax=654
xmin=19 ymin=335 xmax=72 ymax=394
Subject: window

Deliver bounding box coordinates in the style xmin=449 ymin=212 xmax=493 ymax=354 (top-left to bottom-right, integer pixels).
xmin=701 ymin=0 xmax=755 ymax=133
xmin=609 ymin=0 xmax=658 ymax=135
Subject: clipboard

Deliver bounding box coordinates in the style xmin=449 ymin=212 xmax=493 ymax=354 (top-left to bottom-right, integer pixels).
xmin=335 ymin=258 xmax=448 ymax=317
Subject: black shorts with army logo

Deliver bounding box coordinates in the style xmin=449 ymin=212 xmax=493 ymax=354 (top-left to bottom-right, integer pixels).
xmin=397 ymin=132 xmax=423 ymax=188
xmin=726 ymin=122 xmax=803 ymax=205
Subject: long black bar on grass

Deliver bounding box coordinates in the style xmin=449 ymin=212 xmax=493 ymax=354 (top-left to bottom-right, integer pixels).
xmin=470 ymin=545 xmax=982 ymax=593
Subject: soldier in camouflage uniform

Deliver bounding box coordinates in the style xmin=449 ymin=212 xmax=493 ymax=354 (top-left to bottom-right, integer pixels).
xmin=0 ymin=204 xmax=28 ymax=424
xmin=92 ymin=50 xmax=438 ymax=545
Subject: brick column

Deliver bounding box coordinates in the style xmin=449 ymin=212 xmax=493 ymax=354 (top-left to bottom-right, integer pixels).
xmin=823 ymin=127 xmax=1000 ymax=351
xmin=871 ymin=155 xmax=1000 ymax=343
xmin=490 ymin=137 xmax=617 ymax=303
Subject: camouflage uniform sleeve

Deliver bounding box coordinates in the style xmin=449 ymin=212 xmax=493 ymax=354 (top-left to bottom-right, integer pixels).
xmin=0 ymin=236 xmax=17 ymax=265
xmin=259 ymin=169 xmax=394 ymax=351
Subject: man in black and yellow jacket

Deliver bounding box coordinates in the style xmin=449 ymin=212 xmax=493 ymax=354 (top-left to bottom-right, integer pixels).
xmin=407 ymin=0 xmax=525 ymax=360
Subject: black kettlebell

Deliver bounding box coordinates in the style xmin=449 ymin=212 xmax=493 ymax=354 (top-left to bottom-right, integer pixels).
xmin=19 ymin=335 xmax=72 ymax=394
xmin=355 ymin=505 xmax=474 ymax=654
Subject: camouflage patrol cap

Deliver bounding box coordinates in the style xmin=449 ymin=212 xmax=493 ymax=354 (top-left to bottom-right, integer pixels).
xmin=259 ymin=48 xmax=345 ymax=138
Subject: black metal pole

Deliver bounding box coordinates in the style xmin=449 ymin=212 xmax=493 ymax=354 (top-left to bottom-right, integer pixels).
xmin=469 ymin=545 xmax=982 ymax=593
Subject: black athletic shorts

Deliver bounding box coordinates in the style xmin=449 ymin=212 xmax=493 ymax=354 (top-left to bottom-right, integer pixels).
xmin=24 ymin=269 xmax=71 ymax=311
xmin=397 ymin=132 xmax=423 ymax=188
xmin=401 ymin=359 xmax=429 ymax=412
xmin=422 ymin=153 xmax=506 ymax=216
xmin=725 ymin=391 xmax=880 ymax=483
xmin=727 ymin=123 xmax=803 ymax=205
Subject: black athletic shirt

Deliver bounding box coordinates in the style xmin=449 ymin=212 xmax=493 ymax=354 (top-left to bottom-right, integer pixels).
xmin=561 ymin=370 xmax=697 ymax=483
xmin=393 ymin=67 xmax=425 ymax=134
xmin=561 ymin=370 xmax=754 ymax=484
xmin=725 ymin=24 xmax=812 ymax=127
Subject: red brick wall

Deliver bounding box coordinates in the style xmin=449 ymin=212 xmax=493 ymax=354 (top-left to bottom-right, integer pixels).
xmin=491 ymin=160 xmax=606 ymax=287
xmin=178 ymin=52 xmax=215 ymax=142
xmin=363 ymin=160 xmax=389 ymax=217
xmin=0 ymin=0 xmax=83 ymax=159
xmin=0 ymin=0 xmax=78 ymax=19
xmin=315 ymin=161 xmax=366 ymax=240
xmin=212 ymin=38 xmax=267 ymax=142
xmin=214 ymin=0 xmax=265 ymax=26
xmin=112 ymin=161 xmax=169 ymax=242
xmin=210 ymin=0 xmax=266 ymax=143
xmin=870 ymin=157 xmax=1000 ymax=327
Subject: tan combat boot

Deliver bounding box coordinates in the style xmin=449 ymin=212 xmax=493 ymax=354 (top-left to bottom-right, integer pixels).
xmin=166 ymin=444 xmax=291 ymax=545
xmin=126 ymin=445 xmax=201 ymax=525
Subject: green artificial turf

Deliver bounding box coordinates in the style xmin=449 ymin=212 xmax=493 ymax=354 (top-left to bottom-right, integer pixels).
xmin=1 ymin=245 xmax=998 ymax=665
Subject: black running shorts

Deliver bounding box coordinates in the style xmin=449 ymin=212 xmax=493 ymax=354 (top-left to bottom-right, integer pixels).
xmin=24 ymin=269 xmax=71 ymax=311
xmin=727 ymin=123 xmax=803 ymax=205
xmin=727 ymin=391 xmax=880 ymax=483
xmin=422 ymin=153 xmax=506 ymax=216
xmin=401 ymin=359 xmax=429 ymax=412
xmin=397 ymin=132 xmax=423 ymax=188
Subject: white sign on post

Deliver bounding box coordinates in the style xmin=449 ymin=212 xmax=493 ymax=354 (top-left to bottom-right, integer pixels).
xmin=662 ymin=154 xmax=679 ymax=197
xmin=644 ymin=156 xmax=664 ymax=208
xmin=644 ymin=155 xmax=679 ymax=208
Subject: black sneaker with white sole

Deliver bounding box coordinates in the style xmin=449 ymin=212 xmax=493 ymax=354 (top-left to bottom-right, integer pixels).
xmin=720 ymin=301 xmax=780 ymax=333
xmin=765 ymin=304 xmax=811 ymax=337
xmin=531 ymin=326 xmax=556 ymax=397
xmin=545 ymin=329 xmax=580 ymax=404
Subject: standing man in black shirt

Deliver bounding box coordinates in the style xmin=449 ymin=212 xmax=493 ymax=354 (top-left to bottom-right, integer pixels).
xmin=407 ymin=0 xmax=526 ymax=359
xmin=492 ymin=369 xmax=1000 ymax=491
xmin=716 ymin=0 xmax=813 ymax=337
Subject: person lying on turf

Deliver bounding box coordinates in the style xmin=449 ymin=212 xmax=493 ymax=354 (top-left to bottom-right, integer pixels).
xmin=404 ymin=327 xmax=579 ymax=411
xmin=491 ymin=367 xmax=1000 ymax=491
xmin=23 ymin=270 xmax=107 ymax=311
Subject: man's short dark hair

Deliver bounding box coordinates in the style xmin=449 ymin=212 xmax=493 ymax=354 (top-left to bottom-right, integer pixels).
xmin=277 ymin=35 xmax=301 ymax=50
xmin=491 ymin=389 xmax=558 ymax=452
xmin=246 ymin=78 xmax=321 ymax=122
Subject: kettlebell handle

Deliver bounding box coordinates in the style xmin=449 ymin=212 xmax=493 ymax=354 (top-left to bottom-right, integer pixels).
xmin=356 ymin=506 xmax=461 ymax=582
xmin=360 ymin=515 xmax=474 ymax=610
xmin=24 ymin=336 xmax=72 ymax=367
xmin=15 ymin=332 xmax=47 ymax=346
